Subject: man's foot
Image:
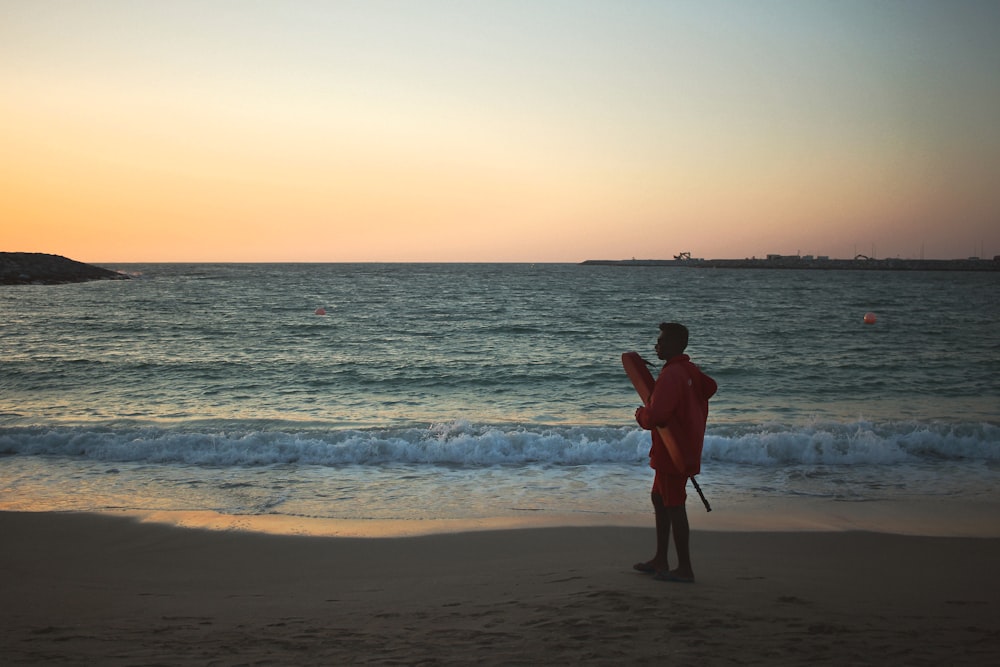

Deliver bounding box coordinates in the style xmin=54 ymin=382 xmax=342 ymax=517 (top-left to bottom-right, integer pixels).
xmin=632 ymin=560 xmax=667 ymax=574
xmin=653 ymin=569 xmax=695 ymax=583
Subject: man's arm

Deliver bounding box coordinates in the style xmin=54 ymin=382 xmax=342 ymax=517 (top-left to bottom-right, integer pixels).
xmin=635 ymin=367 xmax=682 ymax=429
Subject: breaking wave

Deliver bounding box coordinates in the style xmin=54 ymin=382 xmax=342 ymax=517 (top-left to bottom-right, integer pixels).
xmin=2 ymin=419 xmax=996 ymax=467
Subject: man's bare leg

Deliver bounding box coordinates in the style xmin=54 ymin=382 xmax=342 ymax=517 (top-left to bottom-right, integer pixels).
xmin=662 ymin=504 xmax=695 ymax=582
xmin=635 ymin=491 xmax=671 ymax=572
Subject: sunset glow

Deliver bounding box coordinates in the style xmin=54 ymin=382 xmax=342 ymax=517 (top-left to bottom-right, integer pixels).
xmin=3 ymin=1 xmax=999 ymax=262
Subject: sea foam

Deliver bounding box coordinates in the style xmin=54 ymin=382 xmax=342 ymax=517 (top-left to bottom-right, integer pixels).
xmin=2 ymin=420 xmax=996 ymax=467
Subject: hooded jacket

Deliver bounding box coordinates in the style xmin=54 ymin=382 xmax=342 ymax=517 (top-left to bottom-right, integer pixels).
xmin=635 ymin=354 xmax=717 ymax=476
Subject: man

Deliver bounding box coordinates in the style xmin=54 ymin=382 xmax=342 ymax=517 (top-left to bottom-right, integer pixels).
xmin=633 ymin=322 xmax=717 ymax=583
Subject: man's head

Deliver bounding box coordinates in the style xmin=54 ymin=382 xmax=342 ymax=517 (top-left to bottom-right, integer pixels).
xmin=655 ymin=322 xmax=689 ymax=360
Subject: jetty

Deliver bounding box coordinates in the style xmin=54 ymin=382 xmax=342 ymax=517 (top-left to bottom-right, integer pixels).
xmin=582 ymin=254 xmax=1000 ymax=272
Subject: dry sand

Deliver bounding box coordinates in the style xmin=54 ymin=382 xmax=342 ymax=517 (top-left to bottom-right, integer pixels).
xmin=2 ymin=511 xmax=998 ymax=665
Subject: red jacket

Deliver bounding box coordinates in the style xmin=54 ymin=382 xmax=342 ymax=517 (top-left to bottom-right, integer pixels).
xmin=635 ymin=354 xmax=717 ymax=475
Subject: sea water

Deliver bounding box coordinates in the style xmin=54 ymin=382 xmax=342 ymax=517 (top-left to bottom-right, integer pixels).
xmin=1 ymin=264 xmax=997 ymax=535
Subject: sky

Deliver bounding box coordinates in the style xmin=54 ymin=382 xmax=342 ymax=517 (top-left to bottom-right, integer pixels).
xmin=3 ymin=0 xmax=999 ymax=262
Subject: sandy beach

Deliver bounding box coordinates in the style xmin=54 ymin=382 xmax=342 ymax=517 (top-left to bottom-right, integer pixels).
xmin=2 ymin=511 xmax=998 ymax=665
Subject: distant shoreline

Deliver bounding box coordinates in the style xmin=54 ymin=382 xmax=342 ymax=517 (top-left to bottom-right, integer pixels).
xmin=0 ymin=252 xmax=129 ymax=285
xmin=582 ymin=257 xmax=1000 ymax=271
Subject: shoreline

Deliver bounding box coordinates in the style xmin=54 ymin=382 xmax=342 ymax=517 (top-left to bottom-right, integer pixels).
xmin=3 ymin=510 xmax=998 ymax=665
xmin=115 ymin=501 xmax=1000 ymax=538
xmin=6 ymin=487 xmax=998 ymax=538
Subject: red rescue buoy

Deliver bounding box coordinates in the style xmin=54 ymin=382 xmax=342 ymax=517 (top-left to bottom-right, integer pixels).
xmin=315 ymin=308 xmax=326 ymax=316
xmin=863 ymin=312 xmax=876 ymax=324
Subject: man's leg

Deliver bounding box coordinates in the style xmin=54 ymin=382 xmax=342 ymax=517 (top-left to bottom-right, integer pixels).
xmin=665 ymin=504 xmax=694 ymax=581
xmin=635 ymin=489 xmax=672 ymax=572
xmin=652 ymin=490 xmax=671 ymax=570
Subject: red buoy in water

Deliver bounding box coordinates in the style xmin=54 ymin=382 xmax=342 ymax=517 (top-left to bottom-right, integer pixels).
xmin=863 ymin=312 xmax=876 ymax=324
xmin=315 ymin=307 xmax=326 ymax=316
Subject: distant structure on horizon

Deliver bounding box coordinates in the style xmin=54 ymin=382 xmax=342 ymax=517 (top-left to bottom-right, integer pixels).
xmin=582 ymin=252 xmax=999 ymax=271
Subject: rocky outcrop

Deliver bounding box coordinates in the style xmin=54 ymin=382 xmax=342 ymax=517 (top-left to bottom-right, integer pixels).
xmin=0 ymin=252 xmax=130 ymax=285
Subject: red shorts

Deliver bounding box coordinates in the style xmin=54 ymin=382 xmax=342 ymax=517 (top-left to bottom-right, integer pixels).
xmin=652 ymin=470 xmax=688 ymax=507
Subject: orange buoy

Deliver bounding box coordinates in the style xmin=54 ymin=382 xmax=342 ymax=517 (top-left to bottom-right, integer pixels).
xmin=315 ymin=307 xmax=326 ymax=316
xmin=863 ymin=312 xmax=876 ymax=324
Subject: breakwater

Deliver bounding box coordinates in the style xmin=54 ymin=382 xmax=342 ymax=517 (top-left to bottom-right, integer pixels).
xmin=582 ymin=257 xmax=1000 ymax=271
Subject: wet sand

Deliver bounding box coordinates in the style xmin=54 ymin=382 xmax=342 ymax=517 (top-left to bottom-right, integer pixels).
xmin=2 ymin=511 xmax=998 ymax=665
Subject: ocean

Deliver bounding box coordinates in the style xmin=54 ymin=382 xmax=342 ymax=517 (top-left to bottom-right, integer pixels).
xmin=1 ymin=263 xmax=997 ymax=536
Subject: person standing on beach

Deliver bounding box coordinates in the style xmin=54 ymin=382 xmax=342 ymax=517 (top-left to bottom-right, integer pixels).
xmin=633 ymin=322 xmax=717 ymax=583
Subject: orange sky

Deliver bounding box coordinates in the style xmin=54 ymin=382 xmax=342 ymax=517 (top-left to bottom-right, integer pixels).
xmin=3 ymin=1 xmax=999 ymax=262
